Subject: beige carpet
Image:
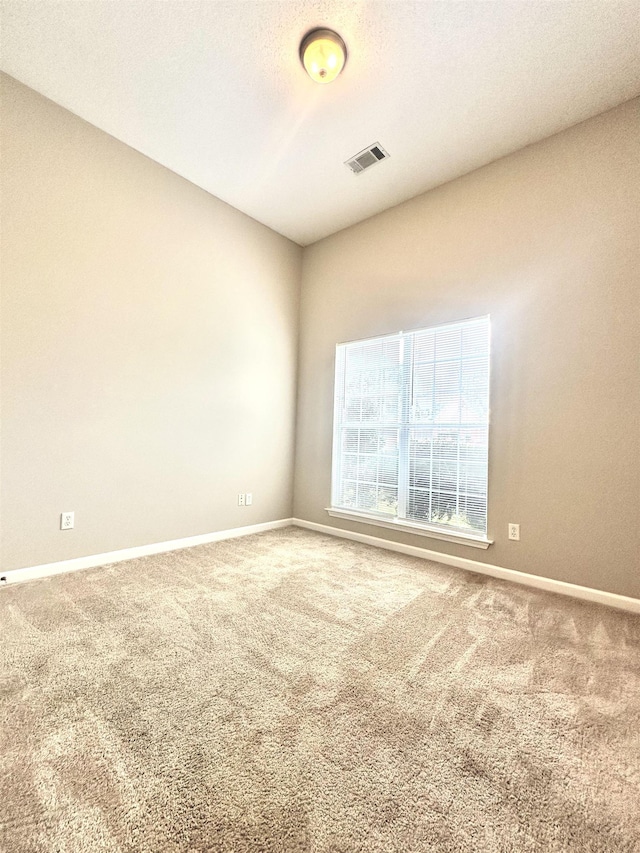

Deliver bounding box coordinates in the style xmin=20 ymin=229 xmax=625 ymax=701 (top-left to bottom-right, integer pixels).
xmin=1 ymin=527 xmax=639 ymax=852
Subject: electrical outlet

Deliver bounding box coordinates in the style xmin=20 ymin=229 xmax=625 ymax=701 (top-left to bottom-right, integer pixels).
xmin=238 ymin=493 xmax=245 ymax=506
xmin=508 ymin=523 xmax=520 ymax=541
xmin=60 ymin=511 xmax=75 ymax=530
xmin=245 ymin=493 xmax=252 ymax=506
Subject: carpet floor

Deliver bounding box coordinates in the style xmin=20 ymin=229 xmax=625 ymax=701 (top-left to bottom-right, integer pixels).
xmin=1 ymin=527 xmax=639 ymax=852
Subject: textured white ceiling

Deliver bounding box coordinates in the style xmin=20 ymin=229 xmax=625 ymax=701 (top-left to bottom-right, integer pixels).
xmin=1 ymin=1 xmax=639 ymax=245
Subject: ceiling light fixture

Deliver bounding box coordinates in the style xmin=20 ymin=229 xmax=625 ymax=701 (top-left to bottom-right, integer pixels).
xmin=299 ymin=28 xmax=347 ymax=84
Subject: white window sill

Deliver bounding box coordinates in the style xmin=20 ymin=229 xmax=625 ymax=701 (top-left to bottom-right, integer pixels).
xmin=325 ymin=507 xmax=493 ymax=549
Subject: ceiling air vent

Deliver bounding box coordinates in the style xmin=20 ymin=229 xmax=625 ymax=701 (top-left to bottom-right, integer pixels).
xmin=345 ymin=143 xmax=389 ymax=174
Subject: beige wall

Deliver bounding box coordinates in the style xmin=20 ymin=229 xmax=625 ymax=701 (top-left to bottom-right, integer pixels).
xmin=2 ymin=73 xmax=638 ymax=599
xmin=294 ymin=98 xmax=640 ymax=599
xmin=1 ymin=74 xmax=302 ymax=571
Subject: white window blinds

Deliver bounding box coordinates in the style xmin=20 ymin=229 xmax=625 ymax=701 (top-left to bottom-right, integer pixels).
xmin=332 ymin=316 xmax=490 ymax=537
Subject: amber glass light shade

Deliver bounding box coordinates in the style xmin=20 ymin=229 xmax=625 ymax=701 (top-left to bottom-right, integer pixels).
xmin=300 ymin=29 xmax=346 ymax=84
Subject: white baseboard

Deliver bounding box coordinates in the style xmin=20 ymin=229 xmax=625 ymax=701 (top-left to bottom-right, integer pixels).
xmin=4 ymin=517 xmax=638 ymax=615
xmin=292 ymin=518 xmax=640 ymax=615
xmin=0 ymin=518 xmax=294 ymax=587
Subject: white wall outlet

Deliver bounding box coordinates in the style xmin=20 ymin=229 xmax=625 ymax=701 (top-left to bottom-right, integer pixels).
xmin=238 ymin=493 xmax=245 ymax=506
xmin=508 ymin=523 xmax=520 ymax=541
xmin=60 ymin=511 xmax=75 ymax=530
xmin=245 ymin=493 xmax=252 ymax=506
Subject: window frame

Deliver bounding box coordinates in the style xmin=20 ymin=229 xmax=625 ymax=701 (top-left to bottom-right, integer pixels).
xmin=328 ymin=317 xmax=493 ymax=549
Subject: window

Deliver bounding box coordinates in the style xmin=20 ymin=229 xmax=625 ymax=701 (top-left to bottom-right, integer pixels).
xmin=329 ymin=315 xmax=491 ymax=546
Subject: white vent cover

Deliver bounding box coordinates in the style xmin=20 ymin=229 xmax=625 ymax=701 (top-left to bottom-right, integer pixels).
xmin=345 ymin=143 xmax=389 ymax=174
